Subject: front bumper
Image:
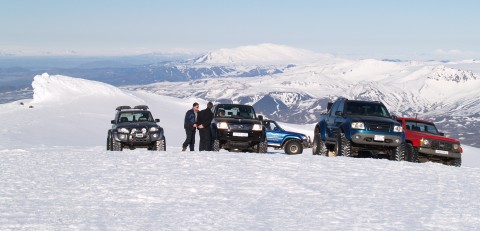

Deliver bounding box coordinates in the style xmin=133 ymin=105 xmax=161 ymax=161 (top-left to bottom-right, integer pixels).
xmin=418 ymin=147 xmax=461 ymax=159
xmin=114 ymin=131 xmax=163 ymax=144
xmin=350 ymin=131 xmax=402 ymax=147
xmin=216 ymin=130 xmax=264 ymax=148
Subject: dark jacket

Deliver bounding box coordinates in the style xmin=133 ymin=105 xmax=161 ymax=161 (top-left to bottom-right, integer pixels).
xmin=184 ymin=109 xmax=196 ymax=130
xmin=197 ymin=108 xmax=214 ymax=128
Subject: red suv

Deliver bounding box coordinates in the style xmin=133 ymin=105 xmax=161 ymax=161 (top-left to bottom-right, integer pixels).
xmin=397 ymin=117 xmax=462 ymax=167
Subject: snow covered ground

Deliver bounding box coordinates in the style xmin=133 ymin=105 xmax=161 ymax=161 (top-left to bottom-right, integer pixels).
xmin=1 ymin=74 xmax=479 ymax=230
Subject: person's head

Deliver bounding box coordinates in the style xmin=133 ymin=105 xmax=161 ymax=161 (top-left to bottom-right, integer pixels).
xmin=207 ymin=102 xmax=213 ymax=109
xmin=193 ymin=102 xmax=199 ymax=111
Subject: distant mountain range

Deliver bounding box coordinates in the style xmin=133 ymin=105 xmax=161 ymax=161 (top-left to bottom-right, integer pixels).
xmin=1 ymin=44 xmax=479 ymax=147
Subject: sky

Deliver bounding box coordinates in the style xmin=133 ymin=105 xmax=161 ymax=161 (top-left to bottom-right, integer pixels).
xmin=1 ymin=0 xmax=480 ymax=59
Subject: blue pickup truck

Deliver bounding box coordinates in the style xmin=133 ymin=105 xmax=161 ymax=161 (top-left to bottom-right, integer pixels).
xmin=263 ymin=119 xmax=311 ymax=155
xmin=312 ymin=98 xmax=406 ymax=160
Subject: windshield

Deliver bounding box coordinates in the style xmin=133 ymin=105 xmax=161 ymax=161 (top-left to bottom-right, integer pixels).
xmin=118 ymin=111 xmax=153 ymax=123
xmin=344 ymin=102 xmax=391 ymax=118
xmin=405 ymin=120 xmax=439 ymax=134
xmin=215 ymin=105 xmax=256 ymax=119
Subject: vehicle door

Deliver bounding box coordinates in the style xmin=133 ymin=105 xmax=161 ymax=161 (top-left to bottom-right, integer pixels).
xmin=326 ymin=101 xmax=340 ymax=141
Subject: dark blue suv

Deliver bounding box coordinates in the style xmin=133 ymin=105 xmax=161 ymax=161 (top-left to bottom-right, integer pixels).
xmin=263 ymin=119 xmax=311 ymax=155
xmin=312 ymin=98 xmax=405 ymax=160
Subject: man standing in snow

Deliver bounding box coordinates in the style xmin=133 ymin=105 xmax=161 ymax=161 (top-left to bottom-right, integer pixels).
xmin=197 ymin=102 xmax=214 ymax=151
xmin=182 ymin=102 xmax=199 ymax=151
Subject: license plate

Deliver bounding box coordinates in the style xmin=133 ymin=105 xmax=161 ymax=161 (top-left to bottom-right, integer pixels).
xmin=374 ymin=135 xmax=385 ymax=141
xmin=233 ymin=132 xmax=248 ymax=137
xmin=435 ymin=150 xmax=449 ymax=155
xmin=135 ymin=133 xmax=143 ymax=138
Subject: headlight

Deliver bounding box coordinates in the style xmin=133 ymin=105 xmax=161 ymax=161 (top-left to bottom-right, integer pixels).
xmin=252 ymin=124 xmax=262 ymax=131
xmin=453 ymin=144 xmax=460 ymax=150
xmin=351 ymin=122 xmax=365 ymax=129
xmin=141 ymin=128 xmax=147 ymax=133
xmin=150 ymin=127 xmax=159 ymax=132
xmin=393 ymin=125 xmax=403 ymax=132
xmin=117 ymin=128 xmax=129 ymax=133
xmin=421 ymin=138 xmax=430 ymax=146
xmin=217 ymin=122 xmax=229 ymax=129
xmin=301 ymin=135 xmax=307 ymax=140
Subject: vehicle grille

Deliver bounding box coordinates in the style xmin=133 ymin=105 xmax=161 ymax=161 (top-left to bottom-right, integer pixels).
xmin=431 ymin=140 xmax=453 ymax=151
xmin=229 ymin=124 xmax=253 ymax=131
xmin=366 ymin=122 xmax=391 ymax=132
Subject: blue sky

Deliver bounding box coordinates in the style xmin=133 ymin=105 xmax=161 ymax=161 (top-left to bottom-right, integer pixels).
xmin=1 ymin=0 xmax=479 ymax=59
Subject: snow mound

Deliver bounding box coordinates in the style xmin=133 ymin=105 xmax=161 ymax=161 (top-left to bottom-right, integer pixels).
xmin=32 ymin=73 xmax=136 ymax=103
xmin=194 ymin=43 xmax=329 ymax=65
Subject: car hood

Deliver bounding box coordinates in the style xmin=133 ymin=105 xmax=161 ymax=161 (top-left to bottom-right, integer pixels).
xmin=349 ymin=116 xmax=400 ymax=125
xmin=117 ymin=122 xmax=160 ymax=128
xmin=407 ymin=130 xmax=460 ymax=143
xmin=215 ymin=118 xmax=261 ymax=124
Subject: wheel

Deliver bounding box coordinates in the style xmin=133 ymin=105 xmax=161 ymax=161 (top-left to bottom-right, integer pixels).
xmin=312 ymin=132 xmax=320 ymax=155
xmin=257 ymin=141 xmax=268 ymax=153
xmin=318 ymin=139 xmax=328 ymax=156
xmin=405 ymin=143 xmax=419 ymax=162
xmin=106 ymin=131 xmax=112 ymax=151
xmin=390 ymin=143 xmax=406 ymax=161
xmin=335 ymin=131 xmax=351 ymax=157
xmin=153 ymin=137 xmax=166 ymax=151
xmin=285 ymin=140 xmax=303 ymax=155
xmin=451 ymin=158 xmax=461 ymax=167
xmin=111 ymin=137 xmax=123 ymax=151
xmin=212 ymin=139 xmax=220 ymax=151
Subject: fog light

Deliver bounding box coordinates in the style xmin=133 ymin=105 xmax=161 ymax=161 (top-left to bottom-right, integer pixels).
xmin=152 ymin=134 xmax=158 ymax=138
xmin=119 ymin=134 xmax=126 ymax=139
xmin=395 ymin=139 xmax=400 ymax=143
xmin=355 ymin=135 xmax=360 ymax=139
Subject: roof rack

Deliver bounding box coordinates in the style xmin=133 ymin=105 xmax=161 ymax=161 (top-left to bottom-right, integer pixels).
xmin=116 ymin=106 xmax=132 ymax=111
xmin=134 ymin=105 xmax=149 ymax=110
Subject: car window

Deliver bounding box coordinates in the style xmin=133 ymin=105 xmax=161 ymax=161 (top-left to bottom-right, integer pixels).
xmin=215 ymin=105 xmax=256 ymax=119
xmin=405 ymin=120 xmax=439 ymax=134
xmin=118 ymin=111 xmax=153 ymax=122
xmin=345 ymin=102 xmax=390 ymax=117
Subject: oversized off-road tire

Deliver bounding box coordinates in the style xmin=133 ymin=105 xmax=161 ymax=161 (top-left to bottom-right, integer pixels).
xmin=257 ymin=141 xmax=268 ymax=153
xmin=390 ymin=144 xmax=406 ymax=161
xmin=312 ymin=132 xmax=320 ymax=155
xmin=111 ymin=138 xmax=122 ymax=151
xmin=335 ymin=132 xmax=352 ymax=157
xmin=285 ymin=139 xmax=303 ymax=155
xmin=212 ymin=139 xmax=221 ymax=152
xmin=106 ymin=132 xmax=112 ymax=151
xmin=318 ymin=140 xmax=328 ymax=156
xmin=153 ymin=137 xmax=166 ymax=151
xmin=405 ymin=143 xmax=419 ymax=163
xmin=451 ymin=158 xmax=462 ymax=167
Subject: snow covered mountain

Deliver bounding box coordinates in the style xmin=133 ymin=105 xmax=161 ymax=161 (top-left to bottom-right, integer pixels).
xmin=124 ymin=45 xmax=480 ymax=147
xmin=1 ymin=74 xmax=480 ymax=230
xmin=1 ymin=44 xmax=479 ymax=147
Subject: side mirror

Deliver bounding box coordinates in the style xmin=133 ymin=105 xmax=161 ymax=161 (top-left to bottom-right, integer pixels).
xmin=111 ymin=120 xmax=115 ymax=124
xmin=155 ymin=118 xmax=160 ymax=122
xmin=391 ymin=115 xmax=397 ymax=120
xmin=258 ymin=115 xmax=264 ymax=121
xmin=438 ymin=132 xmax=445 ymax=136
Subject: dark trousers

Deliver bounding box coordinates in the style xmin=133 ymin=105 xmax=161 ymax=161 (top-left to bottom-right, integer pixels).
xmin=198 ymin=128 xmax=212 ymax=151
xmin=182 ymin=128 xmax=196 ymax=151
